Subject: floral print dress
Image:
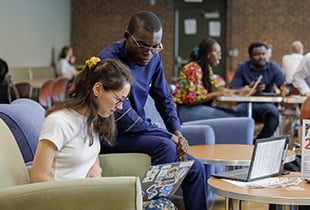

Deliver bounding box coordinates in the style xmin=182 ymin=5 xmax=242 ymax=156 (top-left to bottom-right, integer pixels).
xmin=172 ymin=61 xmax=221 ymax=105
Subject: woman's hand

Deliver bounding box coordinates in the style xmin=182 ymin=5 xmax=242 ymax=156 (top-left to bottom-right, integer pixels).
xmin=86 ymin=157 xmax=102 ymax=178
xmin=222 ymin=88 xmax=236 ymax=96
xmin=235 ymin=86 xmax=253 ymax=96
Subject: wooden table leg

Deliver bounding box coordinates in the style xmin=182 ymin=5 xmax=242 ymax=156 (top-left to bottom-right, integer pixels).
xmin=225 ymin=197 xmax=241 ymax=210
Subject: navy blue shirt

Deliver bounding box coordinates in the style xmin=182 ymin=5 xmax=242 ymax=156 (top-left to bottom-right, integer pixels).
xmin=230 ymin=60 xmax=286 ymax=92
xmin=98 ymin=39 xmax=181 ymax=137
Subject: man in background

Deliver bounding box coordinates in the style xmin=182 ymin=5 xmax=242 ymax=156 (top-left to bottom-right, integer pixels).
xmin=230 ymin=42 xmax=288 ymax=139
xmin=265 ymin=43 xmax=273 ymax=61
xmin=282 ymin=41 xmax=304 ymax=84
xmin=292 ymin=52 xmax=310 ymax=96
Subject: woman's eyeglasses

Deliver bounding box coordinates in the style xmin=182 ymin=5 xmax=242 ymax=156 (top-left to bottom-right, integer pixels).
xmin=129 ymin=33 xmax=164 ymax=54
xmin=112 ymin=90 xmax=128 ymax=106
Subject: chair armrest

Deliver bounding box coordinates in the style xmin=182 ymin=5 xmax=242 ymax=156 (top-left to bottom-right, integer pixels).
xmin=99 ymin=153 xmax=151 ymax=180
xmin=181 ymin=125 xmax=215 ymax=145
xmin=183 ymin=117 xmax=254 ymax=144
xmin=0 ymin=177 xmax=142 ymax=210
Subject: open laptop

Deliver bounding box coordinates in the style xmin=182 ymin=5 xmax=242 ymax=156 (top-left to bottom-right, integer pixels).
xmin=212 ymin=135 xmax=289 ymax=182
xmin=141 ymin=160 xmax=194 ymax=201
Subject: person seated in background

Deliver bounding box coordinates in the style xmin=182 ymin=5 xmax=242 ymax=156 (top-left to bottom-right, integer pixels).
xmin=292 ymin=53 xmax=310 ymax=97
xmin=265 ymin=43 xmax=273 ymax=61
xmin=172 ymin=37 xmax=251 ymax=123
xmin=56 ymin=46 xmax=78 ymax=80
xmin=0 ymin=58 xmax=18 ymax=103
xmin=0 ymin=58 xmax=10 ymax=103
xmin=282 ymin=41 xmax=304 ymax=84
xmin=230 ymin=42 xmax=289 ymax=139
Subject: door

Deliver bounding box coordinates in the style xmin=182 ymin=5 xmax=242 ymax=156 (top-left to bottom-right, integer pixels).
xmin=174 ymin=0 xmax=227 ymax=79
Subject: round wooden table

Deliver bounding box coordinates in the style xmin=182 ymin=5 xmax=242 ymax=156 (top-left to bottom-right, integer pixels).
xmin=208 ymin=172 xmax=310 ymax=210
xmin=188 ymin=144 xmax=296 ymax=165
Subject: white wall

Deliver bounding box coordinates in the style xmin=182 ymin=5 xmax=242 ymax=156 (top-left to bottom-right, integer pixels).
xmin=0 ymin=0 xmax=71 ymax=67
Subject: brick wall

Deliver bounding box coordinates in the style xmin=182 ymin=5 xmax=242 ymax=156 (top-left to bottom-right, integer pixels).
xmin=227 ymin=0 xmax=310 ymax=76
xmin=71 ymin=0 xmax=174 ymax=82
xmin=72 ymin=0 xmax=310 ymax=83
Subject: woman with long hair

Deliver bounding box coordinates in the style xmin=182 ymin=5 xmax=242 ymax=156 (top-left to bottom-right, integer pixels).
xmin=172 ymin=38 xmax=250 ymax=122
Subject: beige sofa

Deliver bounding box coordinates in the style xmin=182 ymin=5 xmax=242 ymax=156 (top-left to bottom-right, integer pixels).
xmin=9 ymin=66 xmax=56 ymax=82
xmin=0 ymin=118 xmax=151 ymax=210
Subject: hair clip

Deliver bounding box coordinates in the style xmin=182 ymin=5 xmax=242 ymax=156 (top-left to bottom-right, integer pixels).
xmin=85 ymin=56 xmax=101 ymax=69
xmin=193 ymin=47 xmax=199 ymax=59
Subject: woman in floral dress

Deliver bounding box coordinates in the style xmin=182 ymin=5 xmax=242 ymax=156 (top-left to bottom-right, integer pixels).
xmin=172 ymin=38 xmax=250 ymax=123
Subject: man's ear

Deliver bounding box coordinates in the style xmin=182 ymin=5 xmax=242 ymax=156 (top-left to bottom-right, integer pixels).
xmin=124 ymin=31 xmax=130 ymax=39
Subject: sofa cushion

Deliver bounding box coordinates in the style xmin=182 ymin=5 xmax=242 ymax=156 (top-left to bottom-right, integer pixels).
xmin=0 ymin=99 xmax=45 ymax=165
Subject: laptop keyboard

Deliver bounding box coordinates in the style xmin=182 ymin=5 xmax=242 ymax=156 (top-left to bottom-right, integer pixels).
xmin=213 ymin=168 xmax=249 ymax=181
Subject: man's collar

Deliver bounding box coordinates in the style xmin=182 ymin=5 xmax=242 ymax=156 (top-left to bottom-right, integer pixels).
xmin=250 ymin=62 xmax=267 ymax=72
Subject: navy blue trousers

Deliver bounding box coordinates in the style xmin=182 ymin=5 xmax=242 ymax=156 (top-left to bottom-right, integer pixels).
xmin=234 ymin=102 xmax=279 ymax=139
xmin=101 ymin=133 xmax=208 ymax=210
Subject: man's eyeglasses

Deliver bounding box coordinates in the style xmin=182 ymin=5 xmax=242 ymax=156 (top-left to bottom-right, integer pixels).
xmin=112 ymin=90 xmax=128 ymax=106
xmin=129 ymin=34 xmax=164 ymax=54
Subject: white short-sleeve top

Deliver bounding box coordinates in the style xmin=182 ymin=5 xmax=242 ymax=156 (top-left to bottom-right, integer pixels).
xmin=39 ymin=109 xmax=100 ymax=180
xmin=57 ymin=59 xmax=77 ymax=79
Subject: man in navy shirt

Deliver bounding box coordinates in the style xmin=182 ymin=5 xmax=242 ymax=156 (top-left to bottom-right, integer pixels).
xmin=98 ymin=11 xmax=208 ymax=210
xmin=230 ymin=42 xmax=288 ymax=139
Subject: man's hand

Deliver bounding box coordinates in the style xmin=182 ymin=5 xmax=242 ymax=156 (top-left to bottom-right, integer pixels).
xmin=280 ymin=82 xmax=290 ymax=97
xmin=305 ymin=92 xmax=310 ymax=97
xmin=177 ymin=136 xmax=189 ymax=161
xmin=172 ymin=131 xmax=189 ymax=161
xmin=246 ymin=81 xmax=265 ymax=96
xmin=255 ymin=83 xmax=266 ymax=93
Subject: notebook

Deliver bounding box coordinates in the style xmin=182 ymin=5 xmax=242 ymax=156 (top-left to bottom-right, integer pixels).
xmin=212 ymin=135 xmax=289 ymax=182
xmin=141 ymin=160 xmax=194 ymax=201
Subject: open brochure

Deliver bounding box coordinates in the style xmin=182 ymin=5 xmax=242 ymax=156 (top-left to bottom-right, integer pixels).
xmin=222 ymin=176 xmax=302 ymax=189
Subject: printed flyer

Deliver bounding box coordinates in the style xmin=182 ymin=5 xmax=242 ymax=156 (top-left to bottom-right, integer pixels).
xmin=301 ymin=119 xmax=310 ymax=179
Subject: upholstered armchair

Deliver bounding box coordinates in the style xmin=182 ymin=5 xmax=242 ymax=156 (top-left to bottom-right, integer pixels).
xmin=0 ymin=99 xmax=154 ymax=209
xmin=0 ymin=98 xmax=45 ymax=166
xmin=0 ymin=118 xmax=146 ymax=210
xmin=183 ymin=117 xmax=254 ymax=145
xmin=144 ymin=95 xmax=254 ymax=145
xmin=144 ymin=96 xmax=216 ymax=146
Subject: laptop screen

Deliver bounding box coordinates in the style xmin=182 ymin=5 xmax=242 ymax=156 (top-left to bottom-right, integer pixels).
xmin=249 ymin=136 xmax=289 ymax=180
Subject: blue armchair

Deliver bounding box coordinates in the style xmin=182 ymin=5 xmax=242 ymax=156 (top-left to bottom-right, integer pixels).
xmin=144 ymin=95 xmax=254 ymax=201
xmin=0 ymin=98 xmax=45 ymax=166
xmin=183 ymin=117 xmax=254 ymax=145
xmin=144 ymin=96 xmax=216 ymax=146
xmin=145 ymin=95 xmax=254 ymax=145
